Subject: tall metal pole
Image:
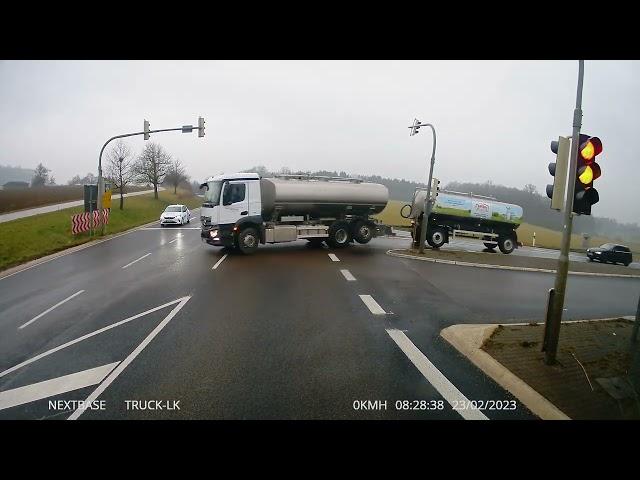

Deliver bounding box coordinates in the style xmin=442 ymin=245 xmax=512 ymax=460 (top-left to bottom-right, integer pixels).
xmin=544 ymin=60 xmax=584 ymax=365
xmin=417 ymin=124 xmax=437 ymax=254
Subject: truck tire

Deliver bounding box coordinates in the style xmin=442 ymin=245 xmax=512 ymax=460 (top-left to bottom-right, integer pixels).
xmin=427 ymin=227 xmax=446 ymax=249
xmin=237 ymin=227 xmax=259 ymax=254
xmin=352 ymin=220 xmax=374 ymax=244
xmin=328 ymin=221 xmax=352 ymax=248
xmin=498 ymin=235 xmax=515 ymax=254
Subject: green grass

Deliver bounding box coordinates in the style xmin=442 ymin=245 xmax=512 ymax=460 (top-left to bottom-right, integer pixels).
xmin=0 ymin=189 xmax=202 ymax=272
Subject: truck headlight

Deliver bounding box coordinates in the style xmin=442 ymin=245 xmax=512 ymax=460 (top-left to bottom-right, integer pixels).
xmin=210 ymin=230 xmax=218 ymax=238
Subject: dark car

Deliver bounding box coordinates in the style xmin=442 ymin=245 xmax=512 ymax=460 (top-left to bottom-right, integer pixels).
xmin=586 ymin=243 xmax=632 ymax=266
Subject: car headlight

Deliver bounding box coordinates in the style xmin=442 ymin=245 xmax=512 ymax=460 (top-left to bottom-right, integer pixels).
xmin=595 ymin=251 xmax=601 ymax=254
xmin=210 ymin=230 xmax=218 ymax=238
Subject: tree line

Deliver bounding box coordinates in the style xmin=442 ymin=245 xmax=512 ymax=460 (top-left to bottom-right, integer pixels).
xmin=241 ymin=165 xmax=640 ymax=241
xmin=28 ymin=141 xmax=190 ymax=210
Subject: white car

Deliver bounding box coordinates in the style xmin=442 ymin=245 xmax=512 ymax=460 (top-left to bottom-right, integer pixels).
xmin=160 ymin=204 xmax=191 ymax=227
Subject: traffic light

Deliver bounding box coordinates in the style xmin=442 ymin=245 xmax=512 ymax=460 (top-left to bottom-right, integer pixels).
xmin=430 ymin=177 xmax=440 ymax=201
xmin=546 ymin=136 xmax=570 ymax=211
xmin=198 ymin=116 xmax=205 ymax=138
xmin=409 ymin=118 xmax=421 ymax=136
xmin=572 ymin=134 xmax=602 ymax=215
xmin=144 ymin=120 xmax=150 ymax=140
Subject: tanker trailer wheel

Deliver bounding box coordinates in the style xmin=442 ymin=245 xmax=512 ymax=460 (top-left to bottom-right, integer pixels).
xmin=352 ymin=220 xmax=375 ymax=244
xmin=428 ymin=227 xmax=447 ymax=249
xmin=237 ymin=227 xmax=259 ymax=254
xmin=497 ymin=235 xmax=515 ymax=254
xmin=328 ymin=221 xmax=352 ymax=248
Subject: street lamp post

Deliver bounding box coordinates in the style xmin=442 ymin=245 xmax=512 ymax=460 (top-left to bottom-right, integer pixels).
xmin=408 ymin=119 xmax=437 ymax=254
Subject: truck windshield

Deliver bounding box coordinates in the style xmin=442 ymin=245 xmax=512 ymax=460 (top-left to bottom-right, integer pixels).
xmin=204 ymin=181 xmax=223 ymax=206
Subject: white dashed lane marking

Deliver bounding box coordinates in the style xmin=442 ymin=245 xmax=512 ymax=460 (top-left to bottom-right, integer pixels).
xmin=328 ymin=253 xmax=340 ymax=262
xmin=212 ymin=254 xmax=228 ymax=270
xmin=340 ymin=269 xmax=356 ymax=281
xmin=19 ymin=290 xmax=85 ymax=329
xmin=121 ymin=253 xmax=151 ymax=269
xmin=358 ymin=295 xmax=386 ymax=315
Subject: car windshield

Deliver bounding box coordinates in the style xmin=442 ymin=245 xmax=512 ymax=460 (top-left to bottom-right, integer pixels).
xmin=599 ymin=243 xmax=614 ymax=249
xmin=204 ymin=181 xmax=223 ymax=206
xmin=165 ymin=206 xmax=182 ymax=212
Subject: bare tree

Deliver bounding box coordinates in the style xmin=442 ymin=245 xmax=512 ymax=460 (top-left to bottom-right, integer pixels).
xmin=523 ymin=184 xmax=538 ymax=195
xmin=134 ymin=143 xmax=171 ymax=199
xmin=31 ymin=163 xmax=50 ymax=187
xmin=105 ymin=140 xmax=135 ymax=210
xmin=164 ymin=158 xmax=188 ymax=194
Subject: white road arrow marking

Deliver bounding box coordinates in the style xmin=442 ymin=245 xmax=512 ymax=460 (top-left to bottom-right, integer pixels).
xmin=0 ymin=362 xmax=119 ymax=411
xmin=0 ymin=296 xmax=190 ymax=380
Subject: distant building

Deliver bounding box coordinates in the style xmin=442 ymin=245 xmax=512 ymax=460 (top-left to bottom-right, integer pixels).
xmin=2 ymin=181 xmax=29 ymax=189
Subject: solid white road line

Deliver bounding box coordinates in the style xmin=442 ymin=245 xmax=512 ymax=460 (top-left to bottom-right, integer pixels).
xmin=0 ymin=362 xmax=119 ymax=411
xmin=68 ymin=296 xmax=191 ymax=420
xmin=328 ymin=253 xmax=340 ymax=262
xmin=340 ymin=269 xmax=356 ymax=281
xmin=359 ymin=295 xmax=386 ymax=315
xmin=168 ymin=238 xmax=178 ymax=244
xmin=121 ymin=253 xmax=151 ymax=269
xmin=19 ymin=290 xmax=85 ymax=330
xmin=0 ymin=297 xmax=188 ymax=380
xmin=386 ymin=329 xmax=488 ymax=420
xmin=212 ymin=253 xmax=228 ymax=270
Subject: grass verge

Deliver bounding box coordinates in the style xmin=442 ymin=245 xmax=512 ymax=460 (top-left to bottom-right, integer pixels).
xmin=0 ymin=189 xmax=202 ymax=272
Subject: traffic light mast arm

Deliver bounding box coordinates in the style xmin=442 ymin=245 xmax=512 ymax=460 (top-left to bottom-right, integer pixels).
xmin=96 ymin=123 xmax=204 ymax=216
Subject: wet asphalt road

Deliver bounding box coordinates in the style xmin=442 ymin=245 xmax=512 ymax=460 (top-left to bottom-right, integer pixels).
xmin=0 ymin=220 xmax=638 ymax=420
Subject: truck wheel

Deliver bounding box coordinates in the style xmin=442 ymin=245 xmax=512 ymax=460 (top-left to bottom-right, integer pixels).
xmin=352 ymin=220 xmax=374 ymax=244
xmin=498 ymin=236 xmax=515 ymax=254
xmin=328 ymin=221 xmax=351 ymax=248
xmin=428 ymin=227 xmax=447 ymax=249
xmin=237 ymin=227 xmax=259 ymax=254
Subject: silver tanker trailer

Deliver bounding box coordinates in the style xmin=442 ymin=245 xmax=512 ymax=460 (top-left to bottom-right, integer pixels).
xmin=200 ymin=172 xmax=389 ymax=254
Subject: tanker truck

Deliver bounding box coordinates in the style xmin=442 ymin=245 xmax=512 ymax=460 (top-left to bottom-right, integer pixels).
xmin=401 ymin=187 xmax=524 ymax=254
xmin=199 ymin=172 xmax=389 ymax=254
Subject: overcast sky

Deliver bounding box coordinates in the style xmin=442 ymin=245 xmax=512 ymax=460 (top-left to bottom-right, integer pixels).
xmin=0 ymin=60 xmax=637 ymax=224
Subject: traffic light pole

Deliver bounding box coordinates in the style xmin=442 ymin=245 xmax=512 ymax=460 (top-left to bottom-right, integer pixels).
xmin=417 ymin=124 xmax=437 ymax=254
xmin=96 ymin=125 xmax=200 ymax=234
xmin=543 ymin=60 xmax=584 ymax=365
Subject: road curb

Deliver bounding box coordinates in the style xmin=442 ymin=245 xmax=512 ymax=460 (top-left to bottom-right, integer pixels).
xmin=0 ymin=208 xmax=201 ymax=281
xmin=386 ymin=249 xmax=640 ymax=279
xmin=440 ymin=324 xmax=571 ymax=420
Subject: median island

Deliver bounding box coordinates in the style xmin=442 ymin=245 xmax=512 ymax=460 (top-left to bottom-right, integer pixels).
xmin=389 ymin=247 xmax=638 ymax=277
